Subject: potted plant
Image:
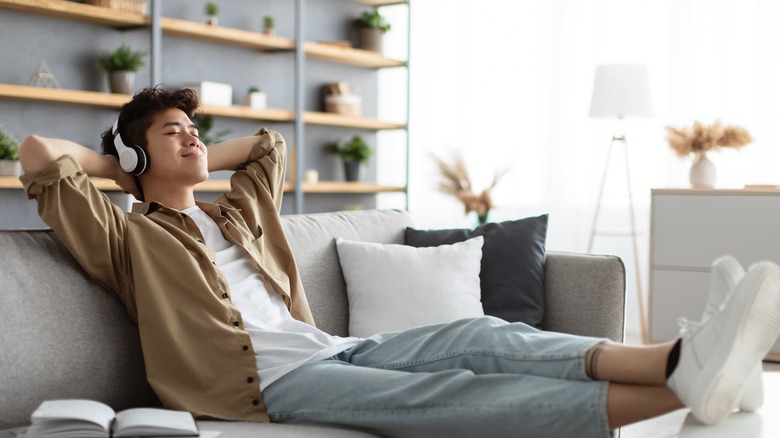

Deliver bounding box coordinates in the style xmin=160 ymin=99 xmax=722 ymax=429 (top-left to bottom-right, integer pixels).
xmin=0 ymin=126 xmax=20 ymax=176
xmin=244 ymin=86 xmax=267 ymax=110
xmin=204 ymin=2 xmax=218 ymax=26
xmin=330 ymin=135 xmax=373 ymax=181
xmin=355 ymin=10 xmax=391 ymax=53
xmin=97 ymin=44 xmax=147 ymax=95
xmin=263 ymin=15 xmax=275 ymax=35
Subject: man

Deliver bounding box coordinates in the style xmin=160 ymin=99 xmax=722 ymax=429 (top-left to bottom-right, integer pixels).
xmin=19 ymin=87 xmax=780 ymax=437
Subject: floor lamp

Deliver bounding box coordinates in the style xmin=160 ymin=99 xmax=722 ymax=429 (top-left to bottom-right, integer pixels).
xmin=587 ymin=64 xmax=654 ymax=344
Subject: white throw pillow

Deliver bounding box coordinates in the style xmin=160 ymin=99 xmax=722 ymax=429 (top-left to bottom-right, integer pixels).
xmin=335 ymin=236 xmax=485 ymax=338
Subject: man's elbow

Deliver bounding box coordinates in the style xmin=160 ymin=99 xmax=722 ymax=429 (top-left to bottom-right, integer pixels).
xmin=19 ymin=135 xmax=51 ymax=174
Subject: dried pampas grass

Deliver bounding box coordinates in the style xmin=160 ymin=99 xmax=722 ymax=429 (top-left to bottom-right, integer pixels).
xmin=433 ymin=153 xmax=507 ymax=224
xmin=665 ymin=120 xmax=752 ymax=157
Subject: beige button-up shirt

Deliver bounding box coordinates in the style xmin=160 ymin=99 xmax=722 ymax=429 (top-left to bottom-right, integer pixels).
xmin=22 ymin=128 xmax=314 ymax=422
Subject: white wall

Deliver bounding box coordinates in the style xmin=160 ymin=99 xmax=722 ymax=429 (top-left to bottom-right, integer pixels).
xmin=379 ymin=0 xmax=780 ymax=343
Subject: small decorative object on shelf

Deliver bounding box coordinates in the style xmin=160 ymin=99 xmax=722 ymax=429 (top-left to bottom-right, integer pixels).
xmin=204 ymin=1 xmax=218 ymax=26
xmin=28 ymin=60 xmax=61 ymax=89
xmin=434 ymin=153 xmax=508 ymax=226
xmin=263 ymin=15 xmax=275 ymax=35
xmin=665 ymin=120 xmax=752 ymax=189
xmin=185 ymin=81 xmax=232 ymax=106
xmin=86 ymin=0 xmax=148 ymax=15
xmin=304 ymin=169 xmax=319 ymax=184
xmin=97 ymin=44 xmax=147 ymax=95
xmin=322 ymin=81 xmax=361 ymax=117
xmin=330 ymin=135 xmax=373 ymax=182
xmin=355 ymin=9 xmax=391 ymax=53
xmin=0 ymin=125 xmax=20 ymax=176
xmin=244 ymin=86 xmax=267 ymax=110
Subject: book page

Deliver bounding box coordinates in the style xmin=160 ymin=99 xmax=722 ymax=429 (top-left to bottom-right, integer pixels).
xmin=30 ymin=399 xmax=115 ymax=432
xmin=113 ymin=408 xmax=198 ymax=437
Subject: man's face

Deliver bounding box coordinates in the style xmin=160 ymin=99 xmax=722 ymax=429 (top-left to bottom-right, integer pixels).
xmin=143 ymin=107 xmax=208 ymax=186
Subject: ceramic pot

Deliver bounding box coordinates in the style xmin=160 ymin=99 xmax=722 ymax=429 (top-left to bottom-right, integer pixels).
xmin=344 ymin=161 xmax=361 ymax=182
xmin=109 ymin=71 xmax=135 ymax=95
xmin=0 ymin=159 xmax=21 ymax=176
xmin=358 ymin=27 xmax=383 ymax=53
xmin=690 ymin=151 xmax=716 ymax=188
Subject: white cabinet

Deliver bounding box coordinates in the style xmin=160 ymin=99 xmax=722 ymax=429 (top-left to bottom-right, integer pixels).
xmin=649 ymin=188 xmax=780 ymax=360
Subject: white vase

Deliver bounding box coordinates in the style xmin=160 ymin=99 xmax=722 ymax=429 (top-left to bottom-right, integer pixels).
xmin=689 ymin=152 xmax=716 ymax=188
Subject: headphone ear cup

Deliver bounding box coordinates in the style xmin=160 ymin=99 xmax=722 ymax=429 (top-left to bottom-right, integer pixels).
xmin=127 ymin=145 xmax=148 ymax=176
xmin=118 ymin=144 xmax=148 ymax=176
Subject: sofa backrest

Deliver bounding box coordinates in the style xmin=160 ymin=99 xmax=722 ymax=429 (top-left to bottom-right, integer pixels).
xmin=281 ymin=209 xmax=412 ymax=336
xmin=0 ymin=209 xmax=412 ymax=429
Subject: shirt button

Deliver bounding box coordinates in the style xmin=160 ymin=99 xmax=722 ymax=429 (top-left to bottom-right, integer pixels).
xmin=252 ymin=399 xmax=260 ymax=406
xmin=242 ymin=345 xmax=249 ymax=351
xmin=247 ymin=377 xmax=254 ymax=384
xmin=232 ymin=321 xmax=240 ymax=327
xmin=222 ymin=293 xmax=229 ymax=299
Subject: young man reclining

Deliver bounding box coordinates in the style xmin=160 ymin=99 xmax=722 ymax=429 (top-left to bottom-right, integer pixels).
xmin=19 ymin=87 xmax=780 ymax=438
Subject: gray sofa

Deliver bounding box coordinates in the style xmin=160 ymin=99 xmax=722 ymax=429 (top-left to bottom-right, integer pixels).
xmin=0 ymin=209 xmax=626 ymax=438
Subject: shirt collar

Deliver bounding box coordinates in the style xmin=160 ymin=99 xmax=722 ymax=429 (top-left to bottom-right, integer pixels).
xmin=131 ymin=201 xmax=239 ymax=216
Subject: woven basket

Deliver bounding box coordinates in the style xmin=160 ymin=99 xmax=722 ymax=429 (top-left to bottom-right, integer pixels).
xmin=86 ymin=0 xmax=148 ymax=15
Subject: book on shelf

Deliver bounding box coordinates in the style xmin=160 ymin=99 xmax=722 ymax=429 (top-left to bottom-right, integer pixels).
xmin=25 ymin=399 xmax=199 ymax=438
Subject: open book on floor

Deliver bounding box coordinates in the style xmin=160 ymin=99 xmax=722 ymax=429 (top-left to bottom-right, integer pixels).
xmin=25 ymin=399 xmax=199 ymax=438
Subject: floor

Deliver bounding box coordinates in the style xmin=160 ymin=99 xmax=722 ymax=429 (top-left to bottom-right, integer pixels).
xmin=619 ymin=363 xmax=780 ymax=438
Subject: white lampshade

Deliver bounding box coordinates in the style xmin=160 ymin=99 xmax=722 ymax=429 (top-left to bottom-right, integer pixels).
xmin=588 ymin=64 xmax=654 ymax=119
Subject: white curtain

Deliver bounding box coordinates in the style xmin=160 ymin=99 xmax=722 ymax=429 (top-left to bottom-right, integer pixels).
xmin=377 ymin=0 xmax=780 ymax=341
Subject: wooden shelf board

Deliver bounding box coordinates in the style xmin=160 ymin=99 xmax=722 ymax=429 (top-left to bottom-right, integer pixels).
xmin=2 ymin=177 xmax=404 ymax=195
xmin=304 ymin=42 xmax=406 ymax=68
xmin=0 ymin=84 xmax=296 ymax=123
xmin=286 ymin=181 xmax=406 ymax=193
xmin=354 ymin=0 xmax=408 ymax=5
xmin=0 ymin=0 xmax=148 ymax=28
xmin=303 ymin=111 xmax=406 ymax=130
xmin=0 ymin=84 xmax=130 ymax=108
xmin=200 ymin=104 xmax=295 ymax=122
xmin=161 ymin=17 xmax=294 ymax=51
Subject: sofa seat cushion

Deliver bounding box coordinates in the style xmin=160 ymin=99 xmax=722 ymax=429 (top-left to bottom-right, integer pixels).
xmin=197 ymin=421 xmax=381 ymax=437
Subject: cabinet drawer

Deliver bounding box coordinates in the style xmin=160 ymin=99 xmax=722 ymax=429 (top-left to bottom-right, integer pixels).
xmin=651 ymin=194 xmax=780 ymax=269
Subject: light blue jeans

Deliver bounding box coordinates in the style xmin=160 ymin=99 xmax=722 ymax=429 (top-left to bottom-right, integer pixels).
xmin=263 ymin=316 xmax=611 ymax=438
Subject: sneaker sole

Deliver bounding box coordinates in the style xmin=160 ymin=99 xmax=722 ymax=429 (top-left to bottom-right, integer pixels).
xmin=693 ymin=262 xmax=780 ymax=424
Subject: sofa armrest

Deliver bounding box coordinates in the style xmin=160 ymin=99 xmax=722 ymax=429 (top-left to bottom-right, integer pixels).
xmin=542 ymin=251 xmax=626 ymax=342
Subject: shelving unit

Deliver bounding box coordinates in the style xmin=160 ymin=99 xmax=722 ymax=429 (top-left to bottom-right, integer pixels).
xmin=0 ymin=0 xmax=409 ymax=217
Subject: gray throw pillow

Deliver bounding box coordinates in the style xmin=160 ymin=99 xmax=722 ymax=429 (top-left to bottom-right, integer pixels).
xmin=404 ymin=214 xmax=548 ymax=327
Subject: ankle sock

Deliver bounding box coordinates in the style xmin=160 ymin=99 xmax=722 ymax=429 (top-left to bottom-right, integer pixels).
xmin=666 ymin=338 xmax=682 ymax=379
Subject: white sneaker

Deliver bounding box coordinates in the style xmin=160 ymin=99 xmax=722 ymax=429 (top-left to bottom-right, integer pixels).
xmin=668 ymin=261 xmax=780 ymax=425
xmin=678 ymin=255 xmax=764 ymax=412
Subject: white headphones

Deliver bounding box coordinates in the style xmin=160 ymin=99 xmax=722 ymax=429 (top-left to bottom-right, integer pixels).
xmin=112 ymin=119 xmax=148 ymax=175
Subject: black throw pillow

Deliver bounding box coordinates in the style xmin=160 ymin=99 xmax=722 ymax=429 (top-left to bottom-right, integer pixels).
xmin=405 ymin=214 xmax=548 ymax=327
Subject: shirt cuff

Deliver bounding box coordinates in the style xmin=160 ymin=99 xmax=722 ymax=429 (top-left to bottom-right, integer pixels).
xmin=20 ymin=155 xmax=83 ymax=198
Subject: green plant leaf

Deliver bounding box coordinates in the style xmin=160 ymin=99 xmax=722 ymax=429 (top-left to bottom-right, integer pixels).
xmin=97 ymin=44 xmax=147 ymax=72
xmin=0 ymin=126 xmax=20 ymax=160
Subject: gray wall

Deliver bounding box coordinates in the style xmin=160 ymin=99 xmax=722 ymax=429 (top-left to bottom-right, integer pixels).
xmin=0 ymin=0 xmax=386 ymax=228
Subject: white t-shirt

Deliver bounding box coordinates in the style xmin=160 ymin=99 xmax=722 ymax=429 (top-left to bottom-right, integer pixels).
xmin=182 ymin=206 xmax=360 ymax=390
